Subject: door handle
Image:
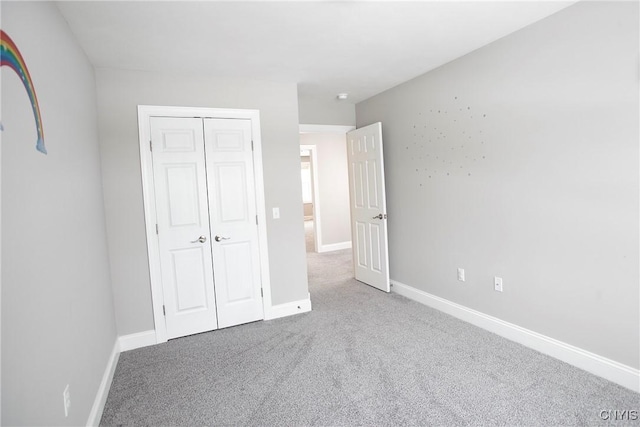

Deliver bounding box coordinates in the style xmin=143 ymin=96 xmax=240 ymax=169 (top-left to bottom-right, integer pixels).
xmin=191 ymin=235 xmax=207 ymax=243
xmin=215 ymin=235 xmax=231 ymax=242
xmin=372 ymin=213 xmax=387 ymax=220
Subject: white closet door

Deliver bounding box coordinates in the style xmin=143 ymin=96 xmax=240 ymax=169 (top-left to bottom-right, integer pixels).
xmin=151 ymin=117 xmax=218 ymax=339
xmin=204 ymin=118 xmax=264 ymax=328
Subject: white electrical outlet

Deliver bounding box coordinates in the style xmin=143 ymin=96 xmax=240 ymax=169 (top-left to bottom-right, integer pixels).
xmin=272 ymin=207 xmax=280 ymax=219
xmin=63 ymin=384 xmax=71 ymax=417
xmin=457 ymin=268 xmax=465 ymax=282
xmin=494 ymin=276 xmax=503 ymax=292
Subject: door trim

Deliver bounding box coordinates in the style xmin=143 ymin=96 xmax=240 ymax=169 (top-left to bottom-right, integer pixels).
xmin=300 ymin=144 xmax=320 ymax=252
xmin=138 ymin=105 xmax=272 ymax=343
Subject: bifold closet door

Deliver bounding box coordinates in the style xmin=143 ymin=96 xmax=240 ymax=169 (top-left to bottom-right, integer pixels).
xmin=150 ymin=116 xmax=264 ymax=339
xmin=150 ymin=117 xmax=219 ymax=339
xmin=204 ymin=118 xmax=264 ymax=329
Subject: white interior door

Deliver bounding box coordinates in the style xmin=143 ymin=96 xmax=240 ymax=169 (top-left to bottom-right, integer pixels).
xmin=347 ymin=122 xmax=390 ymax=292
xmin=151 ymin=117 xmax=218 ymax=339
xmin=204 ymin=118 xmax=264 ymax=329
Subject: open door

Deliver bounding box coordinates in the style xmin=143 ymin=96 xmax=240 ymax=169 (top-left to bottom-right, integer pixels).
xmin=347 ymin=122 xmax=390 ymax=292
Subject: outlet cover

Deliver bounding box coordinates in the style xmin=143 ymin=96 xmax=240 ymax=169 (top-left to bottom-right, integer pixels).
xmin=494 ymin=276 xmax=503 ymax=292
xmin=457 ymin=268 xmax=465 ymax=282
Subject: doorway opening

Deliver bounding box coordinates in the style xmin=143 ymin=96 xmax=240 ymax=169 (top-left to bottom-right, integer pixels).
xmin=298 ymin=123 xmax=390 ymax=294
xmin=300 ymin=145 xmax=318 ymax=253
xmin=299 ymin=125 xmax=354 ymax=255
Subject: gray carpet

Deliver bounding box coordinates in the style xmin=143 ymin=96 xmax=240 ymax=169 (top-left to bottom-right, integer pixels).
xmin=101 ymin=227 xmax=639 ymax=426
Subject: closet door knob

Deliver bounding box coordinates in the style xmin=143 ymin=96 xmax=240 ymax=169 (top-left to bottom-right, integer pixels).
xmin=191 ymin=236 xmax=207 ymax=243
xmin=215 ymin=235 xmax=230 ymax=242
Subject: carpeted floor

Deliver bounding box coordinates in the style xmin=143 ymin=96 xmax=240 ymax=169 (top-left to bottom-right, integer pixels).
xmin=100 ymin=224 xmax=639 ymax=426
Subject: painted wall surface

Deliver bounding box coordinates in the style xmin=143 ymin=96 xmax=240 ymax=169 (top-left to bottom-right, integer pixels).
xmin=300 ymin=133 xmax=351 ymax=246
xmin=298 ymin=94 xmax=356 ymax=126
xmin=1 ymin=2 xmax=117 ymax=425
xmin=95 ymin=68 xmax=309 ymax=335
xmin=357 ymin=1 xmax=639 ymax=368
xmin=300 ymin=155 xmax=314 ymax=217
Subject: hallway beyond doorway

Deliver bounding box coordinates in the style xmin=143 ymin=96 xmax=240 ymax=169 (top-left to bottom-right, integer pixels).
xmin=305 ymin=219 xmax=315 ymax=253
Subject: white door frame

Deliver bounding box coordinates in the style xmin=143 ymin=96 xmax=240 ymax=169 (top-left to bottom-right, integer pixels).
xmin=300 ymin=144 xmax=320 ymax=252
xmin=138 ymin=105 xmax=272 ymax=343
xmin=299 ymin=124 xmax=355 ymax=253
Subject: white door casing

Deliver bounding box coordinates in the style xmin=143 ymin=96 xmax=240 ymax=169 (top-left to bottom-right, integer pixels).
xmin=139 ymin=106 xmax=272 ymax=344
xmin=151 ymin=117 xmax=219 ymax=339
xmin=347 ymin=122 xmax=390 ymax=292
xmin=204 ymin=118 xmax=264 ymax=328
xmin=300 ymin=144 xmax=320 ymax=252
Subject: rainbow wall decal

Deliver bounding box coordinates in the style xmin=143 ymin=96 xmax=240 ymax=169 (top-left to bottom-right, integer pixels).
xmin=1 ymin=30 xmax=46 ymax=154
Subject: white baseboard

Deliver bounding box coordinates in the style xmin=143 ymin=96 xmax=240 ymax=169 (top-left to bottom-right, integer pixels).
xmin=318 ymin=241 xmax=352 ymax=253
xmin=390 ymin=279 xmax=640 ymax=393
xmin=265 ymin=296 xmax=312 ymax=320
xmin=86 ymin=340 xmax=120 ymax=427
xmin=118 ymin=330 xmax=157 ymax=352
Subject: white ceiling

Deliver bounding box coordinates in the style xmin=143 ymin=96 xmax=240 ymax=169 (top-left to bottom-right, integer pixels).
xmin=56 ymin=1 xmax=577 ymax=104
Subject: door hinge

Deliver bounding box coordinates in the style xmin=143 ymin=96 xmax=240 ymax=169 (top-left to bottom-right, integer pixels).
xmin=149 ymin=140 xmax=153 ymax=152
xmin=260 ymin=288 xmax=263 ymax=298
xmin=255 ymin=215 xmax=258 ymax=225
xmin=162 ymin=305 xmax=166 ymax=316
xmin=251 ymin=140 xmax=254 ymax=151
xmin=156 ymin=224 xmax=159 ymax=234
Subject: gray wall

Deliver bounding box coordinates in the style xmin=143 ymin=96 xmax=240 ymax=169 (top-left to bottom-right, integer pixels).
xmin=300 ymin=133 xmax=351 ymax=246
xmin=357 ymin=1 xmax=639 ymax=368
xmin=1 ymin=2 xmax=117 ymax=424
xmin=298 ymin=94 xmax=356 ymax=126
xmin=95 ymin=68 xmax=309 ymax=335
xmin=300 ymin=156 xmax=314 ymax=217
